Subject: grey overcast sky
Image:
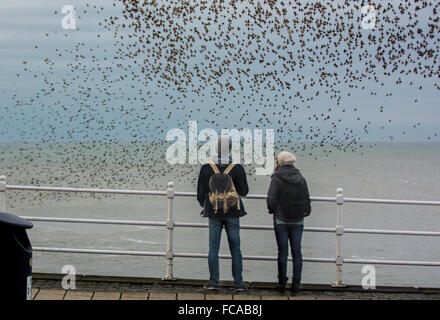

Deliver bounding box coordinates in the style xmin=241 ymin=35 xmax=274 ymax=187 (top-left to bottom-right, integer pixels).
xmin=0 ymin=0 xmax=439 ymax=143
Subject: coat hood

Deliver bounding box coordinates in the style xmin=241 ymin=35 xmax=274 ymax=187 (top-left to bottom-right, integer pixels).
xmin=273 ymin=165 xmax=303 ymax=185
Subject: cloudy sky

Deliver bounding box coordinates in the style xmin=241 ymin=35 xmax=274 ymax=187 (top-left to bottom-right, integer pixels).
xmin=0 ymin=0 xmax=439 ymax=143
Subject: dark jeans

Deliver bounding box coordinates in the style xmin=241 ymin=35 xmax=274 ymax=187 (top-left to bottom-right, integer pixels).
xmin=208 ymin=217 xmax=243 ymax=287
xmin=273 ymin=216 xmax=304 ymax=286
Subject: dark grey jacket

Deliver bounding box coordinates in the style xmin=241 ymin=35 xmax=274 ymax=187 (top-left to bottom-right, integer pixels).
xmin=267 ymin=165 xmax=311 ymax=223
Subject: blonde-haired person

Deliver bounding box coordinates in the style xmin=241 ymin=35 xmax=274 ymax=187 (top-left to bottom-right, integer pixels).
xmin=267 ymin=151 xmax=311 ymax=294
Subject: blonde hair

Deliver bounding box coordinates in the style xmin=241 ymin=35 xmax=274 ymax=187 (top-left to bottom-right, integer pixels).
xmin=276 ymin=151 xmax=296 ymax=166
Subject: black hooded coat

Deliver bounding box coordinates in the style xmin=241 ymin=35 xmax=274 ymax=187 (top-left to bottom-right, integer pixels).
xmin=267 ymin=165 xmax=311 ymax=223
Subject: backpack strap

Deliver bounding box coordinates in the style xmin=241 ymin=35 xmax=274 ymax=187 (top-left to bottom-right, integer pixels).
xmin=208 ymin=161 xmax=220 ymax=174
xmin=224 ymin=163 xmax=240 ymax=210
xmin=224 ymin=163 xmax=236 ymax=175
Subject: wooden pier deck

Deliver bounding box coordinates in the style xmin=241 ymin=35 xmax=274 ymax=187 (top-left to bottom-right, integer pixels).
xmin=30 ymin=273 xmax=440 ymax=301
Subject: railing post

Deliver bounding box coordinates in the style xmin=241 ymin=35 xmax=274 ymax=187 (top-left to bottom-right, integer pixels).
xmin=163 ymin=181 xmax=176 ymax=280
xmin=332 ymin=187 xmax=347 ymax=287
xmin=0 ymin=175 xmax=6 ymax=212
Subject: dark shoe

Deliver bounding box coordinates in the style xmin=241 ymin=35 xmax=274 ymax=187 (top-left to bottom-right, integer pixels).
xmin=290 ymin=287 xmax=300 ymax=294
xmin=290 ymin=283 xmax=301 ymax=295
xmin=234 ymin=284 xmax=248 ymax=292
xmin=204 ymin=283 xmax=219 ymax=290
xmin=276 ymin=277 xmax=288 ymax=292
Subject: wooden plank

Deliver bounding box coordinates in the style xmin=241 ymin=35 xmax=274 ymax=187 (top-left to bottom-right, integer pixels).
xmin=289 ymin=296 xmax=316 ymax=300
xmin=92 ymin=291 xmax=122 ymax=300
xmin=34 ymin=289 xmax=66 ymax=300
xmin=149 ymin=292 xmax=177 ymax=300
xmin=233 ymin=295 xmax=261 ymax=300
xmin=31 ymin=288 xmax=39 ymax=300
xmin=120 ymin=292 xmax=148 ymax=300
xmin=261 ymin=295 xmax=289 ymax=300
xmin=177 ymin=293 xmax=205 ymax=300
xmin=64 ymin=290 xmax=93 ymax=300
xmin=205 ymin=294 xmax=233 ymax=300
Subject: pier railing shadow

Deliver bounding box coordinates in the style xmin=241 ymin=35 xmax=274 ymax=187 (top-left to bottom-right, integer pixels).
xmin=1 ymin=175 xmax=439 ymax=287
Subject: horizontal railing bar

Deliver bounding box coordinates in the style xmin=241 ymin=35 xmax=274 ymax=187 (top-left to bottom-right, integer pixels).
xmin=174 ymin=252 xmax=336 ymax=263
xmin=20 ymin=217 xmax=333 ymax=232
xmin=344 ymin=228 xmax=440 ymax=237
xmin=176 ymin=192 xmax=336 ymax=202
xmin=22 ymin=217 xmax=440 ymax=236
xmin=173 ymin=191 xmax=198 ymax=197
xmin=175 ymin=222 xmax=336 ymax=233
xmin=33 ymin=247 xmax=166 ymax=257
xmin=7 ymin=184 xmax=440 ymax=206
xmin=344 ymin=258 xmax=440 ymax=267
xmin=21 ymin=217 xmax=335 ymax=233
xmin=20 ymin=216 xmax=167 ymax=227
xmin=32 ymin=246 xmax=333 ymax=262
xmin=175 ymin=222 xmax=335 ymax=233
xmin=343 ymin=198 xmax=440 ymax=206
xmin=32 ymin=247 xmax=440 ymax=266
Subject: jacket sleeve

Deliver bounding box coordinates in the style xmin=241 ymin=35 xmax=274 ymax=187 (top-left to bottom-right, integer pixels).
xmin=266 ymin=176 xmax=279 ymax=214
xmin=303 ymin=178 xmax=311 ymax=213
xmin=234 ymin=165 xmax=249 ymax=197
xmin=197 ymin=165 xmax=207 ymax=207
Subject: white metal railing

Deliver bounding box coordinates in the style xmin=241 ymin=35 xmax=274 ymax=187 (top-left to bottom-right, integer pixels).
xmin=1 ymin=175 xmax=440 ymax=287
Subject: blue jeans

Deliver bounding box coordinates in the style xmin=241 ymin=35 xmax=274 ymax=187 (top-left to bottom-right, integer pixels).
xmin=208 ymin=217 xmax=243 ymax=287
xmin=273 ymin=216 xmax=304 ymax=285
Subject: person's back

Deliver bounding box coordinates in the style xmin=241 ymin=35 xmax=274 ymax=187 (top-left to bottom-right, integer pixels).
xmin=267 ymin=165 xmax=311 ymax=223
xmin=197 ymin=159 xmax=249 ymax=218
xmin=267 ymin=151 xmax=311 ymax=294
xmin=197 ymin=137 xmax=249 ymax=291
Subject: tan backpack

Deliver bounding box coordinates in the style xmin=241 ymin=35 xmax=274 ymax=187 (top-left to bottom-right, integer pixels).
xmin=208 ymin=161 xmax=241 ymax=214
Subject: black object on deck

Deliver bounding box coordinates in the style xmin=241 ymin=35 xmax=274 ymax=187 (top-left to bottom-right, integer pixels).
xmin=0 ymin=212 xmax=33 ymax=300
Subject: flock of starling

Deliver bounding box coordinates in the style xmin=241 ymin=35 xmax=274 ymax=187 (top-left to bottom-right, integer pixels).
xmin=0 ymin=0 xmax=439 ymax=207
